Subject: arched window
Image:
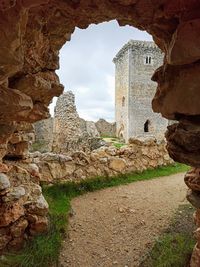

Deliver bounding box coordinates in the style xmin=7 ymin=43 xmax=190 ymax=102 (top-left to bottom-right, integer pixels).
xmin=144 ymin=119 xmax=150 ymax=132
xmin=145 ymin=56 xmax=152 ymax=65
xmin=122 ymin=96 xmax=125 ymax=107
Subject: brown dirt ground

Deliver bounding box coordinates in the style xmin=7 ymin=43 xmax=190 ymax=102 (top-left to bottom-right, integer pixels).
xmin=59 ymin=173 xmax=188 ymax=267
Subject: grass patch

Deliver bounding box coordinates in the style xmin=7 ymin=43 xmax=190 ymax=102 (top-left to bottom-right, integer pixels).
xmin=140 ymin=204 xmax=195 ymax=267
xmin=113 ymin=142 xmax=125 ymax=149
xmin=3 ymin=163 xmax=190 ymax=267
xmin=30 ymin=141 xmax=48 ymax=153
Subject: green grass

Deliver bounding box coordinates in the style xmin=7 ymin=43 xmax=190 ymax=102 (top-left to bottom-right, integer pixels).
xmin=2 ymin=163 xmax=190 ymax=267
xmin=143 ymin=233 xmax=195 ymax=267
xmin=140 ymin=204 xmax=195 ymax=267
xmin=113 ymin=142 xmax=126 ymax=148
xmin=30 ymin=141 xmax=47 ymax=152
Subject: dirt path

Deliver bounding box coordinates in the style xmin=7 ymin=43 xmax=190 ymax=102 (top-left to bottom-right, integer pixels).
xmin=59 ymin=173 xmax=188 ymax=267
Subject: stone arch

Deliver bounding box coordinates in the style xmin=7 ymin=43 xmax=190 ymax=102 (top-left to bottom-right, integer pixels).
xmin=1 ymin=1 xmax=200 ymax=264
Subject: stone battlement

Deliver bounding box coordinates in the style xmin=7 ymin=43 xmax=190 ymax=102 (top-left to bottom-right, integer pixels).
xmin=113 ymin=40 xmax=160 ymax=63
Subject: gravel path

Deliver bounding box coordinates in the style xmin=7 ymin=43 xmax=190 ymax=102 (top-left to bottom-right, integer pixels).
xmin=59 ymin=173 xmax=187 ymax=267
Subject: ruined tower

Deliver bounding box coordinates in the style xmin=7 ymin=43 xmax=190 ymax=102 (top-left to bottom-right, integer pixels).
xmin=113 ymin=40 xmax=168 ymax=142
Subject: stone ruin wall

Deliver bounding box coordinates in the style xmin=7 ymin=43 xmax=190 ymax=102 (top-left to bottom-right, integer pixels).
xmin=33 ymin=92 xmax=115 ymax=154
xmin=31 ymin=138 xmax=173 ymax=183
xmin=33 ymin=117 xmax=53 ymax=152
xmin=52 ymin=91 xmax=105 ymax=154
xmin=52 ymin=91 xmax=83 ymax=153
xmin=95 ymin=119 xmax=116 ymax=138
xmin=1 ymin=1 xmax=200 ymax=265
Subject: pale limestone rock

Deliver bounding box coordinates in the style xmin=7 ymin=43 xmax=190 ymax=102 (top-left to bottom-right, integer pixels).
xmin=2 ymin=186 xmax=26 ymax=202
xmin=109 ymin=158 xmax=127 ymax=172
xmin=0 ymin=173 xmax=10 ymax=190
xmin=25 ymin=195 xmax=49 ymax=216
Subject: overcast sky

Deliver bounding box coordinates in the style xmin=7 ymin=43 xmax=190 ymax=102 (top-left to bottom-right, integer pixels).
xmin=49 ymin=20 xmax=152 ymax=122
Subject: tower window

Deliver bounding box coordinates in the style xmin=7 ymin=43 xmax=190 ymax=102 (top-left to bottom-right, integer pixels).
xmin=145 ymin=56 xmax=152 ymax=65
xmin=144 ymin=119 xmax=150 ymax=132
xmin=122 ymin=96 xmax=125 ymax=107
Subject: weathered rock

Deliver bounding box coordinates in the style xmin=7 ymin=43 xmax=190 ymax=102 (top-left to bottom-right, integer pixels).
xmin=0 ymin=173 xmax=10 ymax=190
xmin=167 ymin=19 xmax=200 ymax=65
xmin=166 ymin=122 xmax=200 ymax=167
xmin=109 ymin=158 xmax=126 ymax=172
xmin=11 ymin=71 xmax=63 ymax=105
xmin=191 ymin=244 xmax=200 ymax=267
xmin=95 ymin=119 xmax=116 ymax=138
xmin=185 ymin=169 xmax=200 ymax=191
xmin=25 ymin=195 xmax=49 ymax=216
xmin=187 ymin=190 xmax=200 ymax=209
xmin=0 ymin=87 xmax=33 ymax=122
xmin=0 ymin=163 xmax=10 ymax=173
xmin=2 ymin=186 xmax=26 ymax=202
xmin=152 ymin=63 xmax=200 ymax=120
xmin=34 ymin=139 xmax=172 ymax=182
xmin=6 ymin=141 xmax=29 ymax=159
xmin=29 ymin=216 xmax=48 ymax=236
xmin=33 ymin=118 xmax=53 ymax=153
xmin=0 ymin=228 xmax=12 ymax=250
xmin=10 ymin=218 xmax=28 ymax=238
xmin=1 ymin=0 xmax=200 ymax=262
xmin=0 ymin=202 xmax=24 ymax=227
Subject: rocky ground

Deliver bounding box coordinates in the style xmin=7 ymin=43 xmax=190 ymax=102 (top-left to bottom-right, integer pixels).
xmin=59 ymin=173 xmax=187 ymax=267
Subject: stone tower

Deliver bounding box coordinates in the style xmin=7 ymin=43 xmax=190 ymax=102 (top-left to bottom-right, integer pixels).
xmin=113 ymin=40 xmax=168 ymax=142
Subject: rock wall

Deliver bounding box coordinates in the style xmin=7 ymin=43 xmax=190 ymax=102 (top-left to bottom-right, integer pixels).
xmin=1 ymin=1 xmax=200 ymax=263
xmin=31 ymin=138 xmax=172 ymax=183
xmin=33 ymin=118 xmax=53 ymax=152
xmin=80 ymin=119 xmax=100 ymax=138
xmin=53 ymin=91 xmax=105 ymax=154
xmin=53 ymin=91 xmax=84 ymax=153
xmin=0 ymin=122 xmax=49 ymax=251
xmin=95 ymin=119 xmax=116 ymax=138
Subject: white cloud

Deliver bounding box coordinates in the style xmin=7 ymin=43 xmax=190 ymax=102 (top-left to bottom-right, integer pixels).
xmin=49 ymin=20 xmax=152 ymax=121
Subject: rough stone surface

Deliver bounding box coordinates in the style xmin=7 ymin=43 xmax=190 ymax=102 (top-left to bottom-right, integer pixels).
xmin=52 ymin=91 xmax=105 ymax=154
xmin=33 ymin=138 xmax=173 ymax=183
xmin=114 ymin=40 xmax=168 ymax=142
xmin=0 ymin=173 xmax=10 ymax=190
xmin=0 ymin=0 xmax=200 ymax=263
xmin=33 ymin=117 xmax=53 ymax=152
xmin=95 ymin=119 xmax=116 ymax=138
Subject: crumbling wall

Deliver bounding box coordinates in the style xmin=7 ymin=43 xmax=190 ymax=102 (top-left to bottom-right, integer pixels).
xmin=31 ymin=138 xmax=173 ymax=183
xmin=95 ymin=119 xmax=116 ymax=138
xmin=52 ymin=91 xmax=83 ymax=153
xmin=33 ymin=118 xmax=53 ymax=152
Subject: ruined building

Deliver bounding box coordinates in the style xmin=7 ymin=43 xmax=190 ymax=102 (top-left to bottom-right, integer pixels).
xmin=114 ymin=40 xmax=168 ymax=142
xmin=52 ymin=91 xmax=105 ymax=153
xmin=1 ymin=1 xmax=200 ymax=265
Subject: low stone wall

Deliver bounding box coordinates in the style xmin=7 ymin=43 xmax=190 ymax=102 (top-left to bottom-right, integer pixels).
xmin=31 ymin=138 xmax=173 ymax=183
